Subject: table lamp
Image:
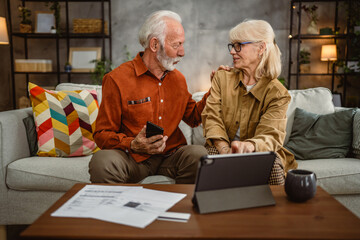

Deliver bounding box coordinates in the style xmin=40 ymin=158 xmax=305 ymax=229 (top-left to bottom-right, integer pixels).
xmin=0 ymin=17 xmax=9 ymax=45
xmin=321 ymin=44 xmax=337 ymax=74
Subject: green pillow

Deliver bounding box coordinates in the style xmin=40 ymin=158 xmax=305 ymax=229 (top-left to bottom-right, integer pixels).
xmin=23 ymin=115 xmax=38 ymax=156
xmin=285 ymin=108 xmax=355 ymax=160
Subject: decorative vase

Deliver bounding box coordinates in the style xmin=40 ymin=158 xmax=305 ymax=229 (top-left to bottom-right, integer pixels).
xmin=20 ymin=24 xmax=32 ymax=33
xmin=336 ymin=66 xmax=344 ymax=74
xmin=64 ymin=64 xmax=72 ymax=73
xmin=307 ymin=20 xmax=318 ymax=34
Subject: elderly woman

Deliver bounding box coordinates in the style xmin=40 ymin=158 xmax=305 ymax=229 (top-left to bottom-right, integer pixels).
xmin=202 ymin=19 xmax=298 ymax=185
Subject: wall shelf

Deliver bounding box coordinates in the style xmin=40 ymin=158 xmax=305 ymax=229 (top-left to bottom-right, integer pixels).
xmin=7 ymin=0 xmax=112 ymax=108
xmin=288 ymin=0 xmax=360 ymax=107
xmin=12 ymin=33 xmax=110 ymax=38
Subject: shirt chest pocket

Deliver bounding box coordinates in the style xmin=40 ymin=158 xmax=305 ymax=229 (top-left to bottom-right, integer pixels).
xmin=126 ymin=101 xmax=154 ymax=127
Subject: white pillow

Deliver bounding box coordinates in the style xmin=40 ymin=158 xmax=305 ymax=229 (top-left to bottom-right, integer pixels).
xmin=56 ymin=83 xmax=103 ymax=104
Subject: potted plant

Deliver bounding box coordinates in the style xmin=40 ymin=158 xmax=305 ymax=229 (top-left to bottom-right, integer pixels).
xmin=46 ymin=1 xmax=61 ymax=34
xmin=18 ymin=5 xmax=32 ymax=33
xmin=90 ymin=59 xmax=113 ymax=85
xmin=302 ymin=4 xmax=319 ymax=34
xmin=64 ymin=62 xmax=72 ymax=73
xmin=277 ymin=76 xmax=288 ymax=89
xmin=123 ymin=45 xmax=134 ymax=62
xmin=299 ymin=49 xmax=311 ymax=73
xmin=50 ymin=26 xmax=56 ymax=34
xmin=335 ymin=60 xmax=345 ymax=73
xmin=345 ymin=0 xmax=360 ymax=33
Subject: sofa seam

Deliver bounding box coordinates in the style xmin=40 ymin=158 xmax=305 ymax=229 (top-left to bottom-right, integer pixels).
xmin=7 ymin=167 xmax=89 ymax=183
xmin=318 ymin=172 xmax=360 ymax=179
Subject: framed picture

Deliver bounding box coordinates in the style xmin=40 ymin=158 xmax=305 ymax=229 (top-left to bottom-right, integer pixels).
xmin=35 ymin=11 xmax=55 ymax=33
xmin=69 ymin=47 xmax=102 ymax=72
xmin=347 ymin=61 xmax=360 ymax=72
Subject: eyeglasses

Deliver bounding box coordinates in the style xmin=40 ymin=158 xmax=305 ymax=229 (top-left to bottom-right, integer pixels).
xmin=227 ymin=41 xmax=253 ymax=52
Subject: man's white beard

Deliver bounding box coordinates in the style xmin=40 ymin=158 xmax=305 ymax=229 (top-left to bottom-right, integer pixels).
xmin=157 ymin=46 xmax=182 ymax=71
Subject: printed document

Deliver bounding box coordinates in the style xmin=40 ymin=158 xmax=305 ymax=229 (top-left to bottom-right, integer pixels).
xmin=51 ymin=185 xmax=186 ymax=228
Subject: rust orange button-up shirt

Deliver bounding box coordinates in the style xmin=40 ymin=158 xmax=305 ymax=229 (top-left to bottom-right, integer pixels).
xmin=94 ymin=52 xmax=209 ymax=162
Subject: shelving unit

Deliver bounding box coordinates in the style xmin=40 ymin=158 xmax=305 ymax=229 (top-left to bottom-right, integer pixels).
xmin=288 ymin=0 xmax=360 ymax=107
xmin=7 ymin=0 xmax=112 ymax=108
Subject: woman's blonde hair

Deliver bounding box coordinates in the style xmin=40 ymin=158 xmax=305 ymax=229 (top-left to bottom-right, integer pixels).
xmin=229 ymin=19 xmax=281 ymax=80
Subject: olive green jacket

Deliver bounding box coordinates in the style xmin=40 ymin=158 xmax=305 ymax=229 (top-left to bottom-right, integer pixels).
xmin=202 ymin=69 xmax=298 ymax=172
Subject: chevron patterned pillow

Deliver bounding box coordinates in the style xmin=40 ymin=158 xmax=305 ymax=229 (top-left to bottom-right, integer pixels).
xmin=28 ymin=82 xmax=100 ymax=157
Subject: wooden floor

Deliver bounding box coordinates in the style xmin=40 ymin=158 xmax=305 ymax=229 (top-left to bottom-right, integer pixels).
xmin=0 ymin=226 xmax=5 ymax=240
xmin=0 ymin=225 xmax=28 ymax=240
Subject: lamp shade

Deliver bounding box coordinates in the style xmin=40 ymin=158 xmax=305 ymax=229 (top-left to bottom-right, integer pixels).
xmin=321 ymin=44 xmax=337 ymax=61
xmin=0 ymin=17 xmax=9 ymax=45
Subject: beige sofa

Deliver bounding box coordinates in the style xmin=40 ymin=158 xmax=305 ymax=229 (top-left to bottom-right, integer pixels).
xmin=0 ymin=83 xmax=359 ymax=225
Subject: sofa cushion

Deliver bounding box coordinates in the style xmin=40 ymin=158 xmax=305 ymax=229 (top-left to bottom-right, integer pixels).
xmin=285 ymin=87 xmax=335 ymax=144
xmin=178 ymin=120 xmax=192 ymax=145
xmin=6 ymin=156 xmax=175 ymax=191
xmin=29 ymin=83 xmax=100 ymax=157
xmin=285 ymin=108 xmax=355 ymax=160
xmin=182 ymin=88 xmax=336 ymax=146
xmin=297 ymin=158 xmax=360 ymax=195
xmin=56 ymin=83 xmax=103 ymax=105
xmin=191 ymin=92 xmax=207 ymax=145
xmin=6 ymin=156 xmax=92 ymax=191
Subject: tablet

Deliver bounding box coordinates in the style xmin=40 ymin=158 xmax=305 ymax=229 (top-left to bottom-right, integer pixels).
xmin=192 ymin=151 xmax=276 ymax=214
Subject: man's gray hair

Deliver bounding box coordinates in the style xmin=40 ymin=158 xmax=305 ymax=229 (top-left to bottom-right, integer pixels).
xmin=138 ymin=10 xmax=182 ymax=48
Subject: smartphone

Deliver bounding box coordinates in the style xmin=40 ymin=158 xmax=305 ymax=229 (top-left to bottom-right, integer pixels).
xmin=146 ymin=121 xmax=164 ymax=138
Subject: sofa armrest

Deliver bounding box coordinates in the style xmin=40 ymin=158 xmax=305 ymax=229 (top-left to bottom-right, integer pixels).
xmin=0 ymin=107 xmax=33 ymax=219
xmin=0 ymin=107 xmax=33 ymax=171
xmin=334 ymin=106 xmax=348 ymax=112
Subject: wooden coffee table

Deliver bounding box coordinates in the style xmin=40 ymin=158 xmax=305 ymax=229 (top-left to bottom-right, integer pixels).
xmin=21 ymin=184 xmax=360 ymax=239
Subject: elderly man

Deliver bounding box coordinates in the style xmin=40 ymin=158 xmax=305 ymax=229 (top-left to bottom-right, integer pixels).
xmin=89 ymin=10 xmax=209 ymax=184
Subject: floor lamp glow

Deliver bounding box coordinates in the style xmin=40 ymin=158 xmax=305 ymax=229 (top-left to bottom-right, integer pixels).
xmin=321 ymin=44 xmax=337 ymax=74
xmin=0 ymin=17 xmax=9 ymax=45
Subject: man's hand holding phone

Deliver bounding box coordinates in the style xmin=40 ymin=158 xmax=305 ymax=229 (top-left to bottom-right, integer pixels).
xmin=130 ymin=122 xmax=168 ymax=154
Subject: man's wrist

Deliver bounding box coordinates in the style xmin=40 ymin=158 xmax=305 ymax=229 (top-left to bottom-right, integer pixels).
xmin=130 ymin=139 xmax=136 ymax=153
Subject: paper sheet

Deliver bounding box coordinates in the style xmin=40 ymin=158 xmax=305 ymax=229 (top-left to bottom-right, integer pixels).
xmin=51 ymin=185 xmax=187 ymax=228
xmin=158 ymin=212 xmax=191 ymax=222
xmin=51 ymin=185 xmax=141 ymax=218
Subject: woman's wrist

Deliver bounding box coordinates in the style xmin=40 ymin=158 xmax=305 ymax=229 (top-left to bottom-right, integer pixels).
xmin=213 ymin=140 xmax=230 ymax=154
xmin=218 ymin=145 xmax=230 ymax=154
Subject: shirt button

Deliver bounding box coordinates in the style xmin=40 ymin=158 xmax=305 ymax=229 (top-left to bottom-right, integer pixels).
xmin=159 ymin=83 xmax=162 ymax=86
xmin=160 ymin=99 xmax=164 ymax=103
xmin=159 ymin=116 xmax=162 ymax=120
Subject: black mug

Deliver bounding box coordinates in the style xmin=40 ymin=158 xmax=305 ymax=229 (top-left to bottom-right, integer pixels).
xmin=285 ymin=169 xmax=317 ymax=202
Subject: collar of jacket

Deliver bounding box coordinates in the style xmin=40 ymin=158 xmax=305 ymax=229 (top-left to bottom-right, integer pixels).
xmin=233 ymin=70 xmax=272 ymax=101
